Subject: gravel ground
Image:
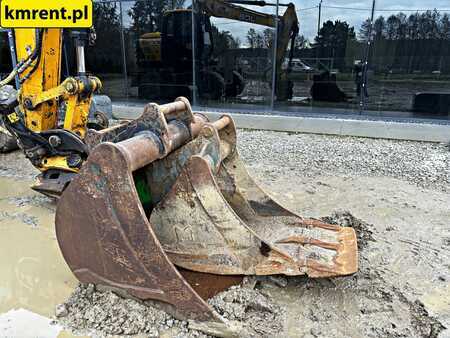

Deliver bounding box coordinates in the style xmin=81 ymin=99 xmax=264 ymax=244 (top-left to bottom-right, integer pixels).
xmin=0 ymin=129 xmax=448 ymax=337
xmin=2 ymin=130 xmax=447 ymax=191
xmin=55 ymin=281 xmax=285 ymax=338
xmin=237 ymin=130 xmax=449 ymax=192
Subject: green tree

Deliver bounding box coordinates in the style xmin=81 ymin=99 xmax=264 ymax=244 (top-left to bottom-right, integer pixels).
xmin=358 ymin=18 xmax=372 ymax=42
xmin=255 ymin=32 xmax=264 ymax=48
xmin=407 ymin=13 xmax=419 ymax=39
xmin=246 ymin=28 xmax=265 ymax=48
xmin=440 ymin=13 xmax=450 ymax=40
xmin=315 ymin=20 xmax=356 ymax=60
xmin=358 ymin=16 xmax=391 ymax=42
xmin=262 ymin=28 xmax=274 ymax=49
xmin=128 ymin=0 xmax=186 ymax=35
xmin=88 ymin=2 xmax=122 ymax=72
xmin=385 ymin=13 xmax=408 ymax=40
xmin=246 ymin=28 xmax=258 ymax=48
xmin=211 ymin=25 xmax=240 ymax=56
xmin=373 ymin=16 xmax=387 ymax=40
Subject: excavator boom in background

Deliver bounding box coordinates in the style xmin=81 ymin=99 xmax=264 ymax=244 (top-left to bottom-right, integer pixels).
xmin=0 ymin=24 xmax=357 ymax=336
xmin=137 ymin=0 xmax=299 ymax=101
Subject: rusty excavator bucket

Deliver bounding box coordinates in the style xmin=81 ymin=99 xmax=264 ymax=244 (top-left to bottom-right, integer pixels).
xmin=55 ymin=98 xmax=358 ymax=332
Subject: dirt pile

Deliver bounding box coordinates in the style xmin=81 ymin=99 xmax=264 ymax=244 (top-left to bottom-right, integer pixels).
xmin=55 ymin=282 xmax=285 ymax=338
xmin=209 ymin=285 xmax=285 ymax=337
xmin=322 ymin=210 xmax=375 ymax=249
xmin=55 ymin=284 xmax=174 ymax=337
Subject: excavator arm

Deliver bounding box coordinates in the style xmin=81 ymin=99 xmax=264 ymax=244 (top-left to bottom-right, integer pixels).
xmin=197 ymin=0 xmax=299 ymax=99
xmin=199 ymin=0 xmax=278 ymax=27
xmin=0 ymin=29 xmax=102 ymax=196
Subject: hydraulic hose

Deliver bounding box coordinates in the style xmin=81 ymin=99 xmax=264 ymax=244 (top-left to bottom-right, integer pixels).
xmin=19 ymin=29 xmax=43 ymax=84
xmin=0 ymin=69 xmax=19 ymax=88
xmin=0 ymin=29 xmax=43 ymax=88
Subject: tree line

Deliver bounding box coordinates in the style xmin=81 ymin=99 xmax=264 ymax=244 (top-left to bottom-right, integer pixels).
xmin=245 ymin=28 xmax=308 ymax=50
xmin=359 ymin=10 xmax=450 ymax=41
xmin=86 ymin=2 xmax=450 ymax=75
xmin=358 ymin=11 xmax=450 ymax=74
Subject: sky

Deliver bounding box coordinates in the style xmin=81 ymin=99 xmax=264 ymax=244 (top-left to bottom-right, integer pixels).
xmin=116 ymin=0 xmax=450 ymax=43
xmin=210 ymin=0 xmax=450 ymax=42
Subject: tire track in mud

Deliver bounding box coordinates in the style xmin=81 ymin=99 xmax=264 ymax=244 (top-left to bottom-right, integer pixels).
xmin=54 ymin=211 xmax=447 ymax=338
xmin=319 ymin=211 xmax=446 ymax=338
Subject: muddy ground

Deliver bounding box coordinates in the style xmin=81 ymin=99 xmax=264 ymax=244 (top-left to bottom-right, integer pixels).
xmin=0 ymin=131 xmax=448 ymax=338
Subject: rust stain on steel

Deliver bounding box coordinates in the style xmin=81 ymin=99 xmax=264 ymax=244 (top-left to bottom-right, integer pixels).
xmin=178 ymin=268 xmax=244 ymax=300
xmin=56 ymin=142 xmax=221 ymax=322
xmin=150 ymin=116 xmax=358 ymax=278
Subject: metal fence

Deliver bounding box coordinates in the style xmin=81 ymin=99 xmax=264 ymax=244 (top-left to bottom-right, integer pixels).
xmin=2 ymin=0 xmax=450 ymax=120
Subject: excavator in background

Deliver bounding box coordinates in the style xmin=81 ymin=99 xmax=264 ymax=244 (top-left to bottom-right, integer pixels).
xmin=0 ymin=26 xmax=357 ymax=335
xmin=137 ymin=0 xmax=299 ymax=101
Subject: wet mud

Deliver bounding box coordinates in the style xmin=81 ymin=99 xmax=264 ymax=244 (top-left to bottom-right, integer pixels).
xmin=322 ymin=211 xmax=375 ymax=249
xmin=0 ymin=145 xmax=448 ymax=337
xmin=0 ymin=177 xmax=76 ymax=319
xmin=56 ymin=282 xmax=285 ymax=338
xmin=54 ymin=210 xmax=447 ymax=338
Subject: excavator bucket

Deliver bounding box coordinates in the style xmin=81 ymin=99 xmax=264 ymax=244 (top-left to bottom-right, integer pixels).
xmin=55 ymin=98 xmax=358 ymax=328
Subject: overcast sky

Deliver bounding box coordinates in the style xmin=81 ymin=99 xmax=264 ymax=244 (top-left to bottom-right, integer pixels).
xmin=211 ymin=0 xmax=450 ymax=42
xmin=117 ymin=0 xmax=450 ymax=44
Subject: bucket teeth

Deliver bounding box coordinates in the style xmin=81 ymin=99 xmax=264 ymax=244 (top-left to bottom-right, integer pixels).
xmin=151 ymin=151 xmax=358 ymax=278
xmin=55 ymin=100 xmax=358 ymax=324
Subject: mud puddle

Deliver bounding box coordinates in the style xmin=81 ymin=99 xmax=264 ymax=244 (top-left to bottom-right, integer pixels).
xmin=0 ymin=177 xmax=77 ymax=318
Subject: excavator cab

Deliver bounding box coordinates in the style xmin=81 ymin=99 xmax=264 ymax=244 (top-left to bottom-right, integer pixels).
xmin=161 ymin=10 xmax=199 ymax=70
xmin=137 ymin=9 xmax=217 ymax=100
xmin=137 ymin=7 xmax=245 ymax=101
xmin=161 ymin=9 xmax=235 ymax=100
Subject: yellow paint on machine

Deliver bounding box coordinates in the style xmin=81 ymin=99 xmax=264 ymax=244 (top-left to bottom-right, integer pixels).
xmin=0 ymin=0 xmax=93 ymax=28
xmin=14 ymin=28 xmax=62 ymax=133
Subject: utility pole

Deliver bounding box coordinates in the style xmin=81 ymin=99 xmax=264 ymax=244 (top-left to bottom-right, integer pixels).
xmin=119 ymin=0 xmax=129 ymax=99
xmin=270 ymin=0 xmax=280 ymax=109
xmin=317 ymin=0 xmax=323 ymax=37
xmin=315 ymin=0 xmax=323 ymax=70
xmin=359 ymin=0 xmax=376 ymax=114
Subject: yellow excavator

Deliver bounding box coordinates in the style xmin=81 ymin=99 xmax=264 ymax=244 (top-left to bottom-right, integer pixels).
xmin=137 ymin=0 xmax=299 ymax=101
xmin=0 ymin=25 xmax=358 ymax=335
